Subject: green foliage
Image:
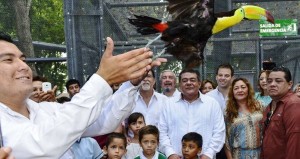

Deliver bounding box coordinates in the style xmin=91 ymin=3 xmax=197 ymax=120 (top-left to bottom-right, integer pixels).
xmin=29 ymin=0 xmax=67 ymax=93
xmin=0 ymin=1 xmax=15 ymax=35
xmin=30 ymin=0 xmax=65 ymax=43
xmin=33 ymin=51 xmax=68 ymax=93
xmin=0 ymin=0 xmax=67 ymax=93
xmin=159 ymin=60 xmax=182 ymax=76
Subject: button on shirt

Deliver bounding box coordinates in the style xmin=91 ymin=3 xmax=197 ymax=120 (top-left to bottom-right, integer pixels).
xmin=116 ymin=81 xmax=168 ymax=127
xmin=162 ymin=89 xmax=181 ymax=100
xmin=158 ymin=92 xmax=225 ymax=159
xmin=133 ymin=90 xmax=167 ymax=126
xmin=0 ymin=74 xmax=138 ymax=158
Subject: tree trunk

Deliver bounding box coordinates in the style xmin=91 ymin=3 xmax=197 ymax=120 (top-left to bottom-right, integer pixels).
xmin=11 ymin=0 xmax=37 ymax=74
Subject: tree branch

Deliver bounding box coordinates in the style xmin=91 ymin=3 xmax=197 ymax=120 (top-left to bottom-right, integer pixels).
xmin=26 ymin=0 xmax=32 ymax=16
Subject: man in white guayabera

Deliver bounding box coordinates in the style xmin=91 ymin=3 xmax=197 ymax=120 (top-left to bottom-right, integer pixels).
xmin=121 ymin=69 xmax=167 ymax=127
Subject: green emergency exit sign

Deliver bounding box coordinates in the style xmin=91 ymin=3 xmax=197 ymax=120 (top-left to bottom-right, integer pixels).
xmin=259 ymin=19 xmax=298 ymax=37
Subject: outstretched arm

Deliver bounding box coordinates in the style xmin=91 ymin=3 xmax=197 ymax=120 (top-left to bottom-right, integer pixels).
xmin=96 ymin=37 xmax=166 ymax=85
xmin=6 ymin=37 xmax=166 ymax=158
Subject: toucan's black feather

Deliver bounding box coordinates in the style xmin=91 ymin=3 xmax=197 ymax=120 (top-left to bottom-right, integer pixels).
xmin=128 ymin=0 xmax=217 ymax=68
xmin=161 ymin=0 xmax=217 ymax=68
xmin=168 ymin=0 xmax=214 ymax=20
xmin=128 ymin=15 xmax=161 ymax=35
xmin=214 ymin=9 xmax=236 ymax=18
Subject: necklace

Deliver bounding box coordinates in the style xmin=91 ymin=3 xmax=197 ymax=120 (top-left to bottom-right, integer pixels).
xmin=265 ymin=101 xmax=277 ymax=128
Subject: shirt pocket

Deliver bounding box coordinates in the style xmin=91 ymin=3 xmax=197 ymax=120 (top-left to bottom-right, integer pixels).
xmin=269 ymin=113 xmax=285 ymax=136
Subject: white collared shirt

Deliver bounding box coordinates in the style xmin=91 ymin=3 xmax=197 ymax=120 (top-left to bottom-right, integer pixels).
xmin=138 ymin=150 xmax=160 ymax=159
xmin=0 ymin=74 xmax=138 ymax=159
xmin=158 ymin=92 xmax=225 ymax=159
xmin=162 ymin=89 xmax=181 ymax=100
xmin=206 ymin=87 xmax=228 ymax=113
xmin=133 ymin=90 xmax=167 ymax=126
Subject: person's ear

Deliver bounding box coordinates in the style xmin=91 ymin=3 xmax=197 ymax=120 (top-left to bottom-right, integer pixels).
xmin=197 ymin=147 xmax=202 ymax=156
xmin=288 ymin=81 xmax=293 ymax=89
xmin=198 ymin=80 xmax=201 ymax=87
xmin=230 ymin=76 xmax=235 ymax=82
xmin=101 ymin=146 xmax=108 ymax=159
xmin=103 ymin=146 xmax=108 ymax=154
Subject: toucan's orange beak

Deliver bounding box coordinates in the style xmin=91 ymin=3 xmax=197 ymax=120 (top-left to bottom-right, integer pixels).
xmin=242 ymin=5 xmax=275 ymax=24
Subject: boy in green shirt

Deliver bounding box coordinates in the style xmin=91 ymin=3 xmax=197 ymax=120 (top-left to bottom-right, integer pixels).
xmin=134 ymin=125 xmax=166 ymax=159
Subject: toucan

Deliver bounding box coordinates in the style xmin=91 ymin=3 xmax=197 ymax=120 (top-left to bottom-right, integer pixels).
xmin=128 ymin=0 xmax=275 ymax=68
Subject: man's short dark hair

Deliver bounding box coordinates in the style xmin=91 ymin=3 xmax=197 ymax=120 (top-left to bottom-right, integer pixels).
xmin=179 ymin=69 xmax=201 ymax=82
xmin=271 ymin=66 xmax=292 ymax=82
xmin=0 ymin=32 xmax=14 ymax=43
xmin=216 ymin=63 xmax=234 ymax=76
xmin=182 ymin=132 xmax=203 ymax=148
xmin=65 ymin=79 xmax=81 ymax=90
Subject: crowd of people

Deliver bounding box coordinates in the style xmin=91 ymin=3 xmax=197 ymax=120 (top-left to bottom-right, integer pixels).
xmin=1 ymin=31 xmax=300 ymax=159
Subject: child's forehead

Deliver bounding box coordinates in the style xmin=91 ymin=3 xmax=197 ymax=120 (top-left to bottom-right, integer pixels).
xmin=129 ymin=116 xmax=145 ymax=124
xmin=182 ymin=140 xmax=197 ymax=145
xmin=110 ymin=138 xmax=125 ymax=145
xmin=136 ymin=116 xmax=145 ymax=121
xmin=142 ymin=134 xmax=158 ymax=140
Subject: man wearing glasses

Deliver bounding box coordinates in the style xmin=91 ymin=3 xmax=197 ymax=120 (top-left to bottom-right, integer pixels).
xmin=261 ymin=67 xmax=300 ymax=159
